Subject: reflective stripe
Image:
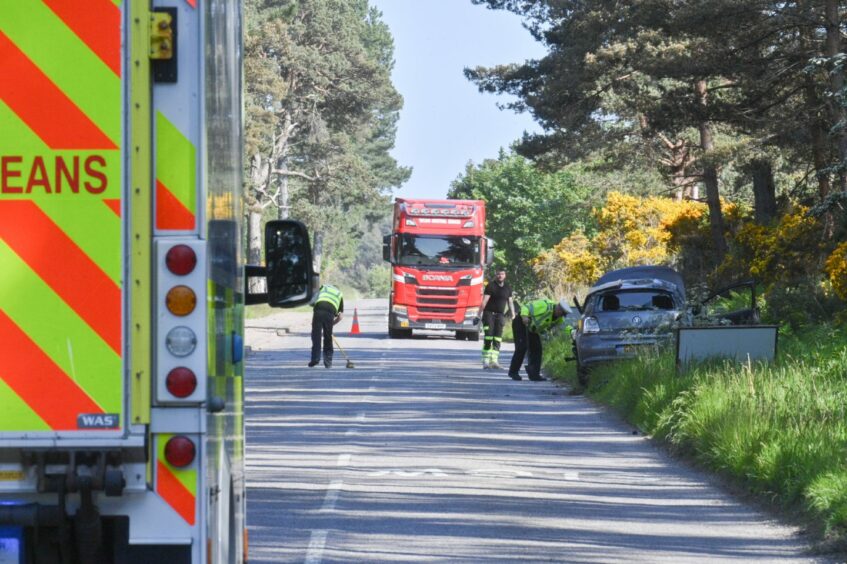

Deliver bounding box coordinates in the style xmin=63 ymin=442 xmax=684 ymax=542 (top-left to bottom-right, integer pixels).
xmin=0 ymin=2 xmax=123 ymax=432
xmin=523 ymin=299 xmax=556 ymax=333
xmin=315 ymin=285 xmax=342 ymax=311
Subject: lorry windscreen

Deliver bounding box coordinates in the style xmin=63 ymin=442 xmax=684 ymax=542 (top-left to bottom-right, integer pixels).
xmin=398 ymin=234 xmax=481 ymax=267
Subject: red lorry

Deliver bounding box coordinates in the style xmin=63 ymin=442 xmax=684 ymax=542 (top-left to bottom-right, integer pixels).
xmin=383 ymin=198 xmax=494 ymax=340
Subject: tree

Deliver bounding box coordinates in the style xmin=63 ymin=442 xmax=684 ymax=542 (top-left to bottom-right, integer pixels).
xmin=448 ymin=151 xmax=594 ymax=295
xmin=467 ymin=0 xmax=847 ymax=263
xmin=244 ymin=0 xmax=409 ymax=278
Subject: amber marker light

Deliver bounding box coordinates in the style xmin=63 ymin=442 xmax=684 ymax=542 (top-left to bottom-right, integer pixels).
xmin=166 ymin=285 xmax=197 ymax=316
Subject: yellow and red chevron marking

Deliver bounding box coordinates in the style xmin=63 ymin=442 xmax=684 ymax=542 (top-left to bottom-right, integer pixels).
xmin=0 ymin=0 xmax=123 ymax=432
xmin=156 ymin=435 xmax=198 ymax=525
xmin=156 ymin=112 xmax=197 ymax=230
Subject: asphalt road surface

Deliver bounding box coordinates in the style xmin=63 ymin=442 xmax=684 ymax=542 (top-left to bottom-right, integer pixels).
xmin=245 ymin=299 xmax=820 ymax=563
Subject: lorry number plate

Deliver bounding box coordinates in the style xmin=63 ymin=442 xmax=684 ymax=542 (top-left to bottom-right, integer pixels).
xmin=424 ymin=323 xmax=446 ymax=330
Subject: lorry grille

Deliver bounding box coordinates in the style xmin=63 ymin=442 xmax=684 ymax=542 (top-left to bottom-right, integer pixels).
xmin=418 ymin=306 xmax=457 ymax=314
xmin=417 ymin=297 xmax=458 ymax=305
xmin=417 ymin=288 xmax=458 ymax=296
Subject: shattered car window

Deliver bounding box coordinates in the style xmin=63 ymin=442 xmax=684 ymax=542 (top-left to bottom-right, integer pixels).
xmin=596 ymin=290 xmax=676 ymax=312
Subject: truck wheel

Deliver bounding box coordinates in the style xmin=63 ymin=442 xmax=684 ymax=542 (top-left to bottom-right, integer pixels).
xmin=458 ymin=331 xmax=479 ymax=342
xmin=455 ymin=332 xmax=466 ymax=341
xmin=467 ymin=331 xmax=480 ymax=342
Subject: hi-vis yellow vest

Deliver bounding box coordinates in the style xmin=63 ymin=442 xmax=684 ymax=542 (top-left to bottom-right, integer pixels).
xmin=520 ymin=299 xmax=563 ymax=334
xmin=315 ymin=285 xmax=342 ymax=312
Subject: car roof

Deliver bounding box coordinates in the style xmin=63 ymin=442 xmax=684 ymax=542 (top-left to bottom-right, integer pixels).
xmin=590 ymin=266 xmax=685 ymax=297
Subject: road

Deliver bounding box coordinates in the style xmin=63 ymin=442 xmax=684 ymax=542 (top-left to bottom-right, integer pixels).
xmin=245 ymin=299 xmax=818 ymax=563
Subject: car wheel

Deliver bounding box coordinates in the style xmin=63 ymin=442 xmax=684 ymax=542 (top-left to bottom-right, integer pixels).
xmin=576 ymin=357 xmax=589 ymax=387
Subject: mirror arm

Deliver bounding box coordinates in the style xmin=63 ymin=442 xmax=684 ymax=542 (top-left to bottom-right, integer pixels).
xmin=244 ymin=265 xmax=268 ymax=305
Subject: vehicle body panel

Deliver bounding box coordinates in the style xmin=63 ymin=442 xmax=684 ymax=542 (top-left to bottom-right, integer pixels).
xmin=0 ymin=1 xmax=246 ymax=561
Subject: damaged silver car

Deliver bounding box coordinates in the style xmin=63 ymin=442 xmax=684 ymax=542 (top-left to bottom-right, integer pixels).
xmin=571 ymin=266 xmax=688 ymax=385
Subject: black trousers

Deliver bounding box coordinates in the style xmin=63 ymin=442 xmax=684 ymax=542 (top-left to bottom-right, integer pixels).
xmin=508 ymin=315 xmax=542 ymax=378
xmin=482 ymin=311 xmax=505 ymax=351
xmin=311 ymin=308 xmax=335 ymax=363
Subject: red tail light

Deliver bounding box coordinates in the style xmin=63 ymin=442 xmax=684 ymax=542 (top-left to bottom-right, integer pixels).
xmin=166 ymin=367 xmax=197 ymax=398
xmin=166 ymin=245 xmax=197 ymax=275
xmin=165 ymin=436 xmax=196 ymax=468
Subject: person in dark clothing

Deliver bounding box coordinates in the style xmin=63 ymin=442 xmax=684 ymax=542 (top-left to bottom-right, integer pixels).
xmin=508 ymin=298 xmax=571 ymax=381
xmin=480 ymin=270 xmax=514 ymax=369
xmin=309 ymin=284 xmax=344 ymax=368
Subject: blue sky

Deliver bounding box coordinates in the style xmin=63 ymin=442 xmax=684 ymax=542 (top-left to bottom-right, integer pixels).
xmin=369 ymin=0 xmax=547 ymax=200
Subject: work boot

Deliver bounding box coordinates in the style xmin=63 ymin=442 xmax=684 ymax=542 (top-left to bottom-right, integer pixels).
xmin=528 ymin=375 xmax=547 ymax=382
xmin=324 ymin=360 xmax=333 ymax=368
xmin=308 ymin=360 xmax=319 ymax=367
xmin=508 ymin=373 xmax=522 ymax=381
xmin=482 ymin=361 xmax=490 ymax=369
xmin=489 ymin=361 xmax=503 ymax=370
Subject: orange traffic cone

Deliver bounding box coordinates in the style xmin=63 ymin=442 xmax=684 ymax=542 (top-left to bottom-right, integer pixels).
xmin=350 ymin=308 xmax=361 ymax=335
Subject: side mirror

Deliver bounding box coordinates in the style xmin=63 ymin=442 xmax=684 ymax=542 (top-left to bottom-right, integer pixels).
xmin=245 ymin=220 xmax=314 ymax=307
xmin=265 ymin=220 xmax=313 ymax=307
xmin=382 ymin=234 xmax=391 ymax=262
xmin=485 ymin=238 xmax=496 ymax=266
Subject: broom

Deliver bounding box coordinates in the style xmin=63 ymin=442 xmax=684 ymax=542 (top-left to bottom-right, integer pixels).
xmin=332 ymin=335 xmax=355 ymax=369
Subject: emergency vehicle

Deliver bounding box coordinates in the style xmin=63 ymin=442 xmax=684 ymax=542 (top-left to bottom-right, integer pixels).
xmin=383 ymin=199 xmax=493 ymax=340
xmin=0 ymin=2 xmax=311 ymax=562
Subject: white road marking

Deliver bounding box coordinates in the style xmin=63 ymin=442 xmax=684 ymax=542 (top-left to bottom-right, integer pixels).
xmin=344 ymin=429 xmax=357 ymax=436
xmin=356 ymin=412 xmax=366 ymax=422
xmin=304 ymin=530 xmax=328 ymax=564
xmin=564 ymin=471 xmax=580 ymax=481
xmin=368 ymin=469 xmax=448 ymax=477
xmin=320 ymin=480 xmax=343 ymax=512
xmin=337 ymin=454 xmax=351 ymax=467
xmin=469 ymin=468 xmax=534 ymax=478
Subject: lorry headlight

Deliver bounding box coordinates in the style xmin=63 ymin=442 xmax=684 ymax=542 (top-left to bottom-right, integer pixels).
xmin=392 ymin=305 xmax=408 ymax=315
xmin=465 ymin=307 xmax=479 ymax=317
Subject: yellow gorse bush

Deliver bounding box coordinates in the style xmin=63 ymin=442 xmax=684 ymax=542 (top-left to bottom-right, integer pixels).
xmin=534 ymin=192 xmax=706 ymax=291
xmin=825 ymin=242 xmax=847 ymax=300
xmin=728 ymin=207 xmax=823 ymax=285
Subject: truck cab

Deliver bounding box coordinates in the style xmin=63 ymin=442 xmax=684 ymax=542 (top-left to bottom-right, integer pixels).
xmin=383 ymin=199 xmax=493 ymax=340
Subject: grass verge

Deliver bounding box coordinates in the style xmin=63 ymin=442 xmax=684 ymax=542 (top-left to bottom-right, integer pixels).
xmin=543 ymin=324 xmax=847 ymax=549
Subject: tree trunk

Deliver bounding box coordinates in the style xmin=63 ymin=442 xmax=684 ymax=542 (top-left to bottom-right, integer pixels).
xmin=695 ymin=80 xmax=728 ymax=261
xmin=825 ymin=0 xmax=847 ymax=191
xmin=313 ymin=231 xmax=324 ymax=276
xmin=247 ymin=207 xmax=265 ymax=293
xmin=278 ymin=159 xmax=290 ymax=220
xmin=750 ymin=159 xmax=778 ymax=225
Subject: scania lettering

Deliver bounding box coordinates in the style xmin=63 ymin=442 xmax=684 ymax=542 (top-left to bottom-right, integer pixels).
xmin=383 ymin=198 xmax=494 ymax=340
xmin=0 ymin=3 xmax=312 ymax=563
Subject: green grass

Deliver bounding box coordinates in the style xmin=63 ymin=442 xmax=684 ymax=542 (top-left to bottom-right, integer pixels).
xmin=543 ymin=325 xmax=847 ymax=545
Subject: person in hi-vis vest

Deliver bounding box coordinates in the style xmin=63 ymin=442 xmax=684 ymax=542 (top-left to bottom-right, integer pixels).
xmin=507 ymin=298 xmax=571 ymax=381
xmin=309 ymin=284 xmax=344 ymax=368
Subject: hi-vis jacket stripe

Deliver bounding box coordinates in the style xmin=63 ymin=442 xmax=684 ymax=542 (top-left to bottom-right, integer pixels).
xmin=0 ymin=0 xmax=123 ymax=432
